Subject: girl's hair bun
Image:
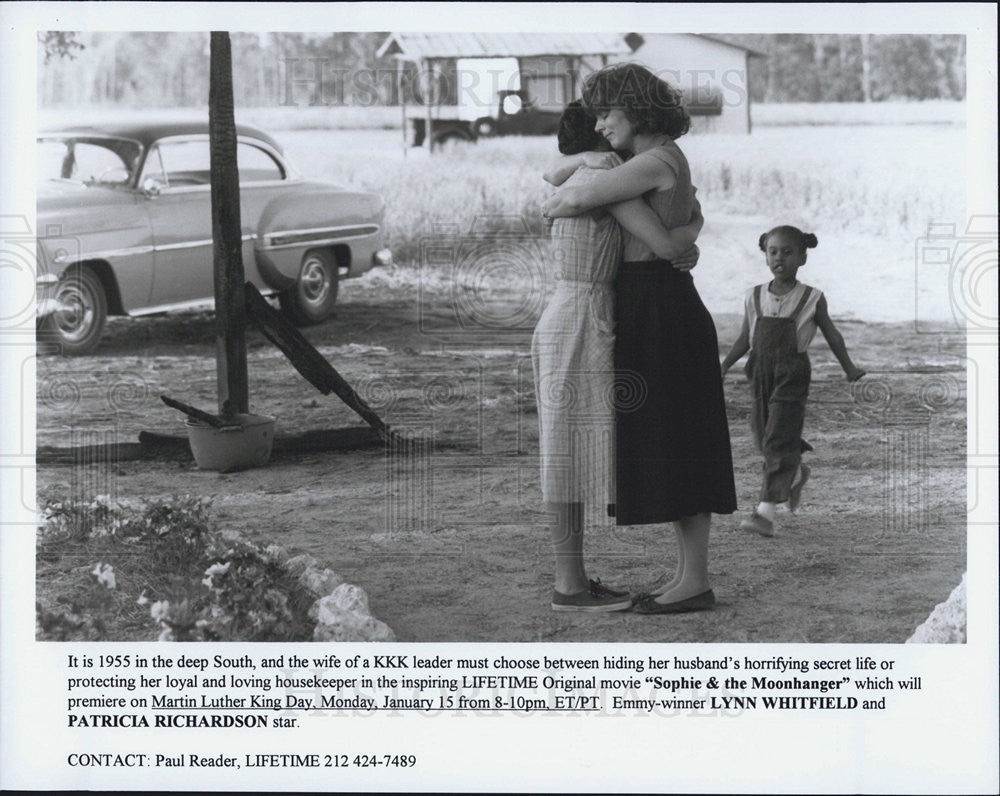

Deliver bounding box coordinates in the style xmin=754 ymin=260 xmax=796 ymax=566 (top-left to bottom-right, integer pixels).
xmin=759 ymin=225 xmax=818 ymax=252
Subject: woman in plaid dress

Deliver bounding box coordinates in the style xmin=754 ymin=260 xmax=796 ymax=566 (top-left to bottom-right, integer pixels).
xmin=535 ymin=102 xmax=704 ymax=612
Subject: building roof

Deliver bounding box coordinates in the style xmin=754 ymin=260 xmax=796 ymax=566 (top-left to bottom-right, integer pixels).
xmin=377 ymin=32 xmax=632 ymax=61
xmin=625 ymin=32 xmax=768 ymax=58
xmin=691 ymin=34 xmax=769 ymax=58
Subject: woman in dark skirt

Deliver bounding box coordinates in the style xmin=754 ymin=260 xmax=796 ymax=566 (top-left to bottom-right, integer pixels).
xmin=541 ymin=63 xmax=737 ymax=614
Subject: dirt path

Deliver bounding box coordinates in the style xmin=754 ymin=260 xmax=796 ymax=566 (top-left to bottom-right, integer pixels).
xmin=36 ymin=279 xmax=966 ymax=643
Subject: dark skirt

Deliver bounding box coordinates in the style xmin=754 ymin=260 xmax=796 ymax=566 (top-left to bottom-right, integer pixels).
xmin=611 ymin=261 xmax=737 ymax=525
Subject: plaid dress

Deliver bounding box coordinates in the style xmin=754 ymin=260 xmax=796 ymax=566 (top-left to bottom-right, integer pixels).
xmin=531 ymin=168 xmax=623 ymax=505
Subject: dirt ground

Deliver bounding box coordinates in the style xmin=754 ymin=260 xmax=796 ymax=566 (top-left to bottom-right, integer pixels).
xmin=35 ymin=273 xmax=967 ymax=643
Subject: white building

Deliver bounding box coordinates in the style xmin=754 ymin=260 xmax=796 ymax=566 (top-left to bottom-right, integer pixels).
xmin=623 ymin=33 xmax=766 ymax=134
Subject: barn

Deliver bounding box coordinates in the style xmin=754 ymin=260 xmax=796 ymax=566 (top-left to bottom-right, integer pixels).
xmin=376 ymin=32 xmax=765 ymax=145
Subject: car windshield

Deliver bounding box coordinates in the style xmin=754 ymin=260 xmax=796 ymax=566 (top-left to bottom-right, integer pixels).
xmin=37 ymin=136 xmax=142 ymax=186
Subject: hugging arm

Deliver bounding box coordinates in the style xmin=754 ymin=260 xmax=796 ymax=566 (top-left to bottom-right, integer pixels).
xmin=607 ymin=197 xmax=701 ymax=262
xmin=542 ymin=152 xmax=623 ymax=186
xmin=542 ymin=153 xmax=673 ymax=217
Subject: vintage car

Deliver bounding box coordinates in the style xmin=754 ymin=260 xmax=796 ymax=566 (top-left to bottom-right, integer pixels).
xmin=36 ymin=119 xmax=391 ymax=354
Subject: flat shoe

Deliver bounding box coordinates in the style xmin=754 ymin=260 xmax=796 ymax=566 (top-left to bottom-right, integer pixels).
xmin=789 ymin=464 xmax=811 ymax=513
xmin=633 ymin=589 xmax=716 ymax=615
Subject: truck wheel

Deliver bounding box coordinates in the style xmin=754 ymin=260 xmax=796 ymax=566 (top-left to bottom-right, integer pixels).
xmin=473 ymin=117 xmax=497 ymax=138
xmin=37 ymin=265 xmax=107 ymax=356
xmin=280 ymin=249 xmax=339 ymax=325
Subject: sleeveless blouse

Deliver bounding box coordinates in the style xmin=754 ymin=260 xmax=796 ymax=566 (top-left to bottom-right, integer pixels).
xmin=622 ymin=142 xmax=695 ymax=262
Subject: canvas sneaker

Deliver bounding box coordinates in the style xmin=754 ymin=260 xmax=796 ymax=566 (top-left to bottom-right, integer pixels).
xmin=551 ymin=579 xmax=632 ymax=612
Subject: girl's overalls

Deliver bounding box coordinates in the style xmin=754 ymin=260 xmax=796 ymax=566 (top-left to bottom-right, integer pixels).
xmin=745 ymin=284 xmax=815 ymax=503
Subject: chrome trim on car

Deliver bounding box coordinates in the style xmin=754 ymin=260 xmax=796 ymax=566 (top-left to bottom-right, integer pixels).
xmin=153 ymin=238 xmax=213 ymax=252
xmin=261 ymin=224 xmax=379 ymax=249
xmin=51 ymin=234 xmax=255 ymax=261
xmin=54 ymin=244 xmax=157 ymax=261
xmin=155 ymin=233 xmax=256 ymax=251
xmin=36 ymin=274 xmax=60 ymax=286
xmin=150 ymin=178 xmax=299 ymax=196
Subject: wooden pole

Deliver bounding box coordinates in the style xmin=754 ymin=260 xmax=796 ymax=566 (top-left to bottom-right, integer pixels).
xmin=209 ymin=31 xmax=249 ymax=418
xmin=860 ymin=34 xmax=872 ymax=103
xmin=423 ymin=58 xmax=433 ymax=153
xmin=398 ymin=58 xmax=407 ymax=157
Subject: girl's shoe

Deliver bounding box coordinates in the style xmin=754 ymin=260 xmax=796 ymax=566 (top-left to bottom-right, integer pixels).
xmin=740 ymin=511 xmax=774 ymax=537
xmin=552 ymin=580 xmax=632 ymax=612
xmin=789 ymin=464 xmax=811 ymax=513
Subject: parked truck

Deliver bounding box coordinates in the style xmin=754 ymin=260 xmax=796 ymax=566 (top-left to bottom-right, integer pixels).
xmin=410 ymin=90 xmax=561 ymax=148
xmin=409 ymin=86 xmax=723 ymax=148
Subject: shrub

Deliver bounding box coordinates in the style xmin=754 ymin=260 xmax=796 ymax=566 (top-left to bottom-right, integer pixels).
xmin=36 ymin=494 xmax=315 ymax=641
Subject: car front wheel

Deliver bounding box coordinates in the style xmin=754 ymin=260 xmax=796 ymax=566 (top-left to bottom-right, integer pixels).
xmin=279 ymin=249 xmax=339 ymax=325
xmin=38 ymin=265 xmax=107 ymax=356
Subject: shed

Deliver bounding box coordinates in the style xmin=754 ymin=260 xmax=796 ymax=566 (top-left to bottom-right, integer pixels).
xmin=624 ymin=33 xmax=767 ymax=134
xmin=377 ymin=32 xmax=632 ymax=148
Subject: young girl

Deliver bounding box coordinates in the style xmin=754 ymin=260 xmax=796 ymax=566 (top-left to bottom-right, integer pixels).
xmin=722 ymin=226 xmax=865 ymax=537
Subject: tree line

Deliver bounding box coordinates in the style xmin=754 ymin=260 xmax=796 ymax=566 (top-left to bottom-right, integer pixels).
xmin=714 ymin=33 xmax=965 ymax=102
xmin=38 ymin=32 xmax=965 ymax=108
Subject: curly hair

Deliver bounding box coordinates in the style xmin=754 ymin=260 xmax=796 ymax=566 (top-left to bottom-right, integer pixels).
xmin=582 ymin=62 xmax=690 ymax=140
xmin=557 ymin=100 xmax=609 ymax=155
xmin=758 ymin=225 xmax=819 ymax=253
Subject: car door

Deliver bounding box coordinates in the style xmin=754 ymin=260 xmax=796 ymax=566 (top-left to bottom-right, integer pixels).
xmin=142 ymin=136 xmax=215 ymax=308
xmin=142 ymin=136 xmax=287 ymax=307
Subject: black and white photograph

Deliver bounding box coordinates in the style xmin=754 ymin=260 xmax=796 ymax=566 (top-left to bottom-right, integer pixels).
xmin=2 ymin=2 xmax=997 ymax=793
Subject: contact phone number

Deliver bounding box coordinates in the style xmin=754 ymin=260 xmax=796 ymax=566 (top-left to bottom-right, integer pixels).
xmin=325 ymin=754 xmax=417 ymax=768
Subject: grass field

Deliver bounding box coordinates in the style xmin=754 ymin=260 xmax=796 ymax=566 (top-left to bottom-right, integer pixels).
xmin=271 ymin=123 xmax=964 ymax=262
xmin=267 ymin=122 xmax=966 ymax=323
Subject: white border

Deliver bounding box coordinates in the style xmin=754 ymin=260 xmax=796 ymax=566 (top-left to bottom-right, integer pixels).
xmin=2 ymin=3 xmax=997 ymax=793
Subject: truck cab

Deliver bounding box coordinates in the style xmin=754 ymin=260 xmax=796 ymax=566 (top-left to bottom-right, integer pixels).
xmin=473 ymin=90 xmax=562 ymax=138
